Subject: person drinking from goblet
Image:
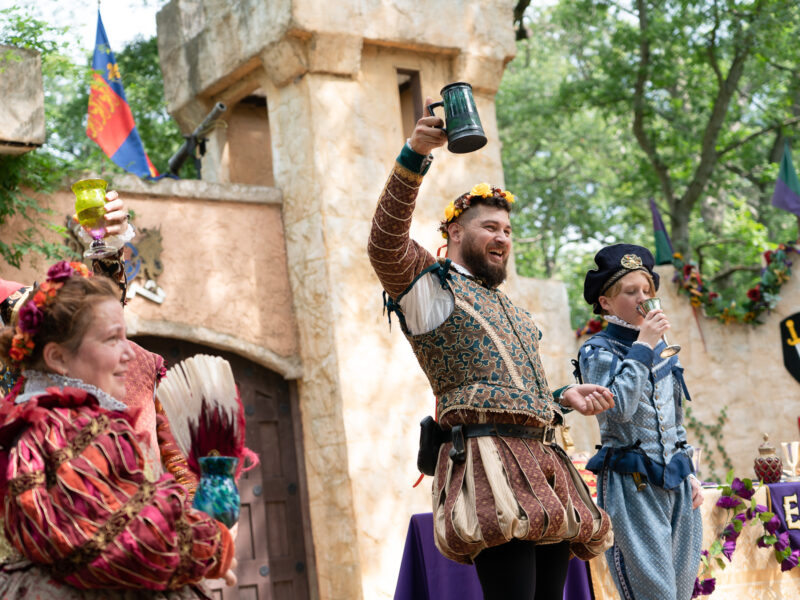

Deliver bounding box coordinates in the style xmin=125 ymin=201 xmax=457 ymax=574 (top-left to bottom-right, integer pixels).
xmin=578 ymin=243 xmax=703 ymax=600
xmin=0 ymin=261 xmax=236 ymax=598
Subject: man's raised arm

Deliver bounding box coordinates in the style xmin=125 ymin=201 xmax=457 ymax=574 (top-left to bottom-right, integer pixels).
xmin=368 ymin=100 xmax=447 ymax=299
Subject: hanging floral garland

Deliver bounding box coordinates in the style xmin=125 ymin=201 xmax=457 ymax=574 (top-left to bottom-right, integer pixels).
xmin=672 ymin=242 xmax=797 ymax=325
xmin=693 ymin=472 xmax=799 ymax=597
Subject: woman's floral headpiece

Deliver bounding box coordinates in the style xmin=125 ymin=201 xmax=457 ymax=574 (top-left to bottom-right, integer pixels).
xmin=8 ymin=261 xmax=91 ymax=366
xmin=439 ymin=182 xmax=515 ymax=239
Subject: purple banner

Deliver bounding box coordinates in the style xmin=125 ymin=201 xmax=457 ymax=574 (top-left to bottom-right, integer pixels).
xmin=768 ymin=482 xmax=800 ymax=550
xmin=773 ymin=178 xmax=800 ymax=217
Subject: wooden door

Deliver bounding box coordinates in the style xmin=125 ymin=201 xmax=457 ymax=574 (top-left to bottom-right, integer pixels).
xmin=134 ymin=337 xmax=313 ymax=600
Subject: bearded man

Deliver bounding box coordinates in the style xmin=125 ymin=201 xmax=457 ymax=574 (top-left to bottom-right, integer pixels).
xmin=368 ymin=104 xmax=615 ymax=600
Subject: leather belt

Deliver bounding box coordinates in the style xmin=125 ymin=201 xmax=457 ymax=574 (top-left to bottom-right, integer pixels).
xmin=443 ymin=422 xmax=556 ymax=464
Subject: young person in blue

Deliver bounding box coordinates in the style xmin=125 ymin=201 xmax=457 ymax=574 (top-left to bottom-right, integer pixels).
xmin=578 ymin=243 xmax=704 ymax=600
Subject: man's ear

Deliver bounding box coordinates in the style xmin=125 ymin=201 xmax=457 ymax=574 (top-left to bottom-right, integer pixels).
xmin=597 ymin=296 xmax=611 ymax=312
xmin=447 ymin=222 xmax=462 ymax=243
xmin=42 ymin=341 xmax=69 ymax=376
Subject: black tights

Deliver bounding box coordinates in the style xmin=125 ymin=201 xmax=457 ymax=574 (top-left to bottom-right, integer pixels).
xmin=473 ymin=539 xmax=571 ymax=600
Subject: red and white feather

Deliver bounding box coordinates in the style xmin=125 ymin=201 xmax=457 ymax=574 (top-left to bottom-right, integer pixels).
xmin=156 ymin=354 xmax=258 ymax=479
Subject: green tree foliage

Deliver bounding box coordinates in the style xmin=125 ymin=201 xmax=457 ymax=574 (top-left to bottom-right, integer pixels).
xmin=501 ymin=1 xmax=800 ymax=326
xmin=0 ymin=5 xmax=192 ymax=269
xmin=0 ymin=7 xmax=72 ymax=268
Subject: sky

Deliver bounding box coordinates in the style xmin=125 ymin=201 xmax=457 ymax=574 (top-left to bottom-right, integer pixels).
xmin=0 ymin=0 xmax=165 ymax=58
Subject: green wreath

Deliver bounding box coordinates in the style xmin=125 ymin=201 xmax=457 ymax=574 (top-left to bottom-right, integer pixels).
xmin=671 ymin=242 xmax=797 ymax=325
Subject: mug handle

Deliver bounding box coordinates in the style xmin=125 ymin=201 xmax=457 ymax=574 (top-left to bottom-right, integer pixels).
xmin=426 ymin=101 xmax=446 ymax=132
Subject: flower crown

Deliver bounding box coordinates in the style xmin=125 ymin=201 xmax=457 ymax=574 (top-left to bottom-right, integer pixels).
xmin=8 ymin=261 xmax=92 ymax=366
xmin=438 ymin=182 xmax=515 ymax=239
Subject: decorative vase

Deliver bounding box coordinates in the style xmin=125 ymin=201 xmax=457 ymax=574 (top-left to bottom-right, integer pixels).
xmin=754 ymin=433 xmax=783 ymax=484
xmin=192 ymin=456 xmax=240 ymax=527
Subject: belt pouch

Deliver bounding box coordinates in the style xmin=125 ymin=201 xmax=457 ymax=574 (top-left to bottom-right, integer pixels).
xmin=417 ymin=416 xmax=444 ymax=476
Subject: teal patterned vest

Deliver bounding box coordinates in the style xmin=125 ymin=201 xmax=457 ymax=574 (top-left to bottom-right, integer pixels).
xmin=395 ymin=263 xmax=560 ymax=425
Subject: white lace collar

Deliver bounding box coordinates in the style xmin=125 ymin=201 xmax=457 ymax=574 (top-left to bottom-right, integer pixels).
xmin=16 ymin=370 xmax=127 ymax=412
xmin=603 ymin=314 xmax=640 ymax=331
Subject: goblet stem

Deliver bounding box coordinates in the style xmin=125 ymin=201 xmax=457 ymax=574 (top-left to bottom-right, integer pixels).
xmin=659 ymin=334 xmax=681 ymax=358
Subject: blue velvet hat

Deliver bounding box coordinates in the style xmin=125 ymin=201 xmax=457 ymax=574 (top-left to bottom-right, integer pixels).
xmin=584 ymin=244 xmax=660 ymax=314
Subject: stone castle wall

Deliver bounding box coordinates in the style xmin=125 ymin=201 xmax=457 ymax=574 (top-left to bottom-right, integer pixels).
xmin=0 ymin=180 xmax=300 ymax=379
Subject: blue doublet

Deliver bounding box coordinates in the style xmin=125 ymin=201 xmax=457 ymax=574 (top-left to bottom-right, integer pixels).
xmin=579 ymin=323 xmax=702 ymax=600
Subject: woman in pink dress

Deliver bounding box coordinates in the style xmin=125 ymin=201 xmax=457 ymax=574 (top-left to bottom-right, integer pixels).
xmin=0 ymin=261 xmax=235 ymax=599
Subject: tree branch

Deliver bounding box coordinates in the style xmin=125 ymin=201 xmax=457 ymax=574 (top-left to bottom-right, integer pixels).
xmin=765 ymin=59 xmax=800 ymax=75
xmin=717 ymin=116 xmax=800 ymax=157
xmin=632 ymin=0 xmax=674 ymax=205
xmin=514 ymin=0 xmax=532 ymax=40
xmin=514 ymin=234 xmax=544 ymax=245
xmin=710 ymin=265 xmax=761 ymax=283
xmin=706 ymin=0 xmax=723 ymax=86
xmin=694 ymin=237 xmax=750 ymax=252
xmin=677 ymin=0 xmax=767 ymax=217
xmin=527 ymin=160 xmax=576 ymax=184
xmin=722 ymin=163 xmax=764 ymax=189
xmin=695 ymin=237 xmax=751 ymax=274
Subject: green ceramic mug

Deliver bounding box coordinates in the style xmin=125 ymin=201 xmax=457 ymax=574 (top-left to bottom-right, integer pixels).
xmin=427 ymin=82 xmax=487 ymax=154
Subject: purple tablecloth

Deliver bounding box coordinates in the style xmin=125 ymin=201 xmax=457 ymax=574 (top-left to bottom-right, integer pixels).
xmin=768 ymin=481 xmax=800 ymax=551
xmin=394 ymin=513 xmax=593 ymax=600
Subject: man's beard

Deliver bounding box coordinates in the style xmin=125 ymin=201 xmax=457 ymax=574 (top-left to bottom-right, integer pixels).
xmin=461 ymin=236 xmax=508 ymax=288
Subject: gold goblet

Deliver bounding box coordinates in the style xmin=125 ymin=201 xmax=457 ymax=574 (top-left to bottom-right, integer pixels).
xmin=636 ymin=297 xmax=681 ymax=358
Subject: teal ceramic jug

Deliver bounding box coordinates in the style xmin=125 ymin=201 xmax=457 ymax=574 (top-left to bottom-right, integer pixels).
xmin=193 ymin=456 xmax=240 ymax=527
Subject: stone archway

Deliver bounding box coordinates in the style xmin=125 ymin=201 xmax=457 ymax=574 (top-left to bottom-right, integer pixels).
xmin=134 ymin=336 xmax=313 ymax=600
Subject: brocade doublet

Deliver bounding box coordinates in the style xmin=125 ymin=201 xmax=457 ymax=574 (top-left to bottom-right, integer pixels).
xmin=404 ymin=268 xmax=560 ymax=425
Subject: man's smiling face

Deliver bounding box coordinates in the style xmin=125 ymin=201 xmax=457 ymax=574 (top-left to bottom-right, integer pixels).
xmin=452 ymin=204 xmax=512 ymax=288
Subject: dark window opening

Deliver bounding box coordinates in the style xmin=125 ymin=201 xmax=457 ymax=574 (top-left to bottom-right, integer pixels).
xmin=397 ymin=69 xmax=422 ymax=143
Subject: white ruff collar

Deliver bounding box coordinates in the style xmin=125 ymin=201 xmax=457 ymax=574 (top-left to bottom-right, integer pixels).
xmin=16 ymin=370 xmax=127 ymax=412
xmin=603 ymin=314 xmax=640 ymax=331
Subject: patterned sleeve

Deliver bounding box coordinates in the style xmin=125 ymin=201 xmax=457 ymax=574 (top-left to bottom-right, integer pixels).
xmin=368 ymin=149 xmax=436 ymax=299
xmin=92 ymin=249 xmax=128 ymax=303
xmin=578 ymin=343 xmax=654 ymax=423
xmin=2 ymin=398 xmax=233 ymax=590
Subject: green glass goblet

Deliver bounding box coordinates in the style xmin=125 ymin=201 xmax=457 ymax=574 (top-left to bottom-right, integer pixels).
xmin=72 ymin=178 xmax=116 ymax=259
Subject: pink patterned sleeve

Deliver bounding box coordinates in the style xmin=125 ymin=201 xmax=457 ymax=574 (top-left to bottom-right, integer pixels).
xmin=2 ymin=398 xmax=233 ymax=591
xmin=368 ymin=162 xmax=435 ymax=299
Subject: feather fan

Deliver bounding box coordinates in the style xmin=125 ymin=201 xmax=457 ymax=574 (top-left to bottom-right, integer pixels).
xmin=156 ymin=354 xmax=258 ymax=479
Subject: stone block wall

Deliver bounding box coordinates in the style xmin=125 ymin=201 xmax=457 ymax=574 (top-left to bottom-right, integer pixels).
xmin=0 ymin=45 xmax=45 ymax=153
